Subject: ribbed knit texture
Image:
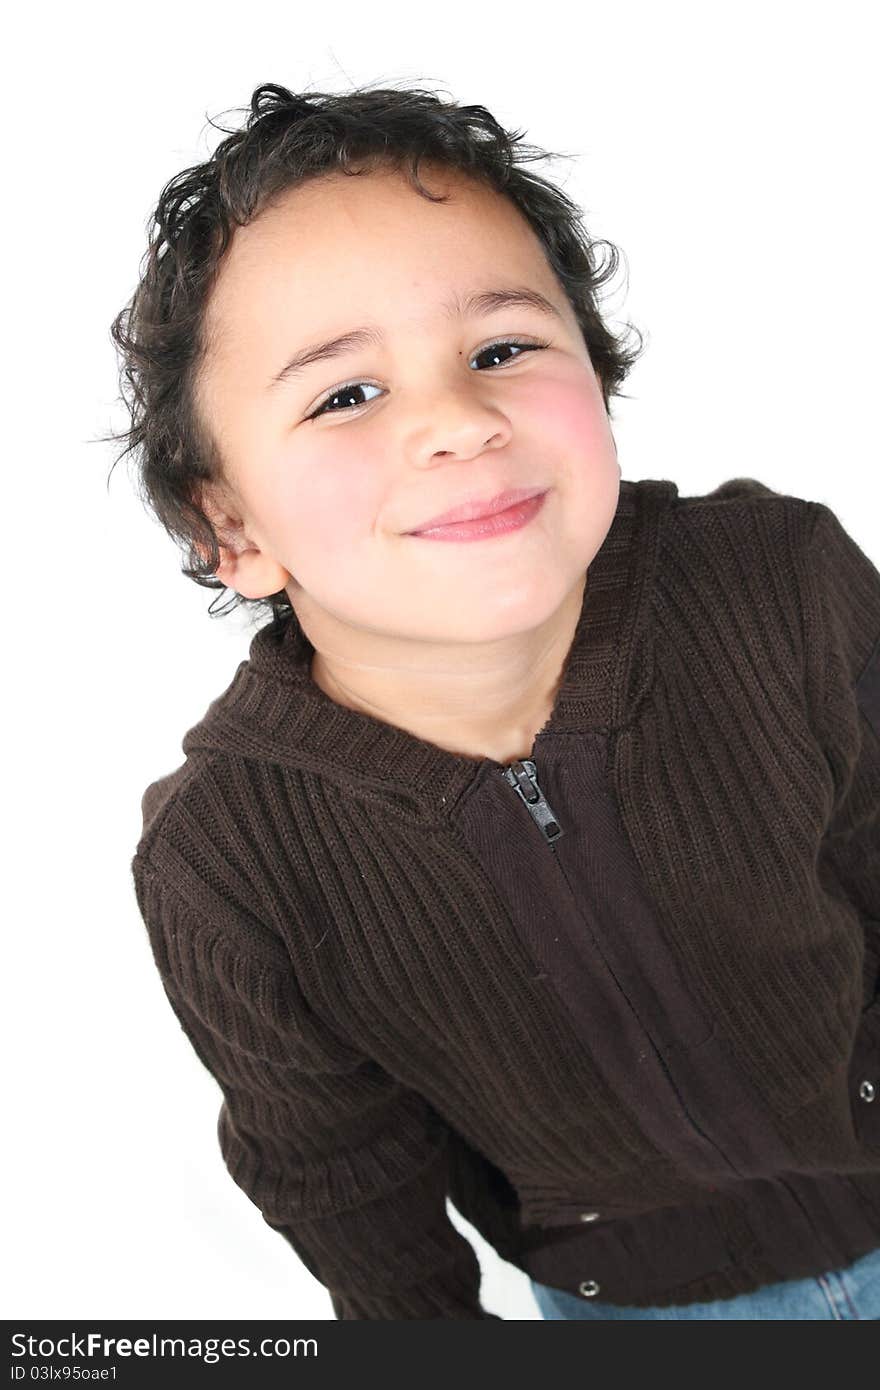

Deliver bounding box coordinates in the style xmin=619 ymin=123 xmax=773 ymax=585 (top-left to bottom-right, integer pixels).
xmin=131 ymin=476 xmax=880 ymax=1318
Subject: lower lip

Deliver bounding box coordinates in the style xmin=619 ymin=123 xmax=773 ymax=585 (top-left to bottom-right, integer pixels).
xmin=408 ymin=490 xmax=549 ymax=542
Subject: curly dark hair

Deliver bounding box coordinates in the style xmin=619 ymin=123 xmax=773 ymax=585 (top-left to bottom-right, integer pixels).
xmin=104 ymin=79 xmax=647 ymax=626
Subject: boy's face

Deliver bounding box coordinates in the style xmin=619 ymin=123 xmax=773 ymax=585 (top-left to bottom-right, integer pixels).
xmin=197 ymin=162 xmax=621 ymax=646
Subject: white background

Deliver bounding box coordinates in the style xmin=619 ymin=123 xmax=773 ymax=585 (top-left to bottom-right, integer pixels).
xmin=4 ymin=0 xmax=878 ymax=1321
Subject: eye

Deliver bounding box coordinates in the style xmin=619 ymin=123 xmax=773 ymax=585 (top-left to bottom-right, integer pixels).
xmin=304 ymin=337 xmax=550 ymax=421
xmin=305 ymin=381 xmax=383 ymax=421
xmin=470 ymin=337 xmax=549 ymax=371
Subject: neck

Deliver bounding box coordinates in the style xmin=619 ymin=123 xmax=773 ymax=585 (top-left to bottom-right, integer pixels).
xmin=306 ymin=573 xmax=587 ymax=765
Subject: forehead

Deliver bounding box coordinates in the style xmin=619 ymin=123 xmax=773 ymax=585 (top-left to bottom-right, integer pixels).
xmin=201 ymin=163 xmax=558 ymax=352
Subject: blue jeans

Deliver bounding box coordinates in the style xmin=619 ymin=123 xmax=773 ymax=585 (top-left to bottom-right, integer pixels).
xmin=531 ymin=1244 xmax=880 ymax=1319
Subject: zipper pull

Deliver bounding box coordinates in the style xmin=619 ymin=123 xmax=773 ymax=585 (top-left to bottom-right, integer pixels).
xmin=501 ymin=759 xmax=565 ymax=847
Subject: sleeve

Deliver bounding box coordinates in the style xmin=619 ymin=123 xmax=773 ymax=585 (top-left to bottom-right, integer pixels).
xmin=132 ymin=856 xmax=500 ymax=1319
xmin=804 ymin=500 xmax=880 ymax=994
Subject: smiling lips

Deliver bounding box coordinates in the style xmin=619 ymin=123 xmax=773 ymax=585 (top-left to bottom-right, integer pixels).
xmin=406 ymin=486 xmax=549 ymax=541
xmin=405 ymin=489 xmax=550 ymax=542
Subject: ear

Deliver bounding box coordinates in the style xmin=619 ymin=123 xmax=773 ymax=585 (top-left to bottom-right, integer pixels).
xmin=196 ymin=483 xmax=291 ymax=601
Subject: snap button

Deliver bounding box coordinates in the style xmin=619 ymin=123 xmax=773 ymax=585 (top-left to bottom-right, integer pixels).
xmin=579 ymin=1279 xmax=601 ymax=1298
xmin=578 ymin=1211 xmax=600 ymax=1222
xmin=859 ymin=1080 xmax=876 ymax=1103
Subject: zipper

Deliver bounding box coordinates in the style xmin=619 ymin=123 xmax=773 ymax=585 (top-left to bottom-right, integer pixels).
xmin=498 ymin=756 xmax=758 ymax=1180
xmin=500 ymin=759 xmax=565 ymax=850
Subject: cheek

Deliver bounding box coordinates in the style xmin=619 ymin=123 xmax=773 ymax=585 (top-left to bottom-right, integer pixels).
xmin=523 ymin=375 xmax=610 ymax=455
xmin=264 ymin=440 xmax=382 ymax=561
xmin=521 ymin=372 xmax=619 ymax=553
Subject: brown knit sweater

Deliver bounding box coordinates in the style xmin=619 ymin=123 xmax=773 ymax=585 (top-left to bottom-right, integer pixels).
xmin=131 ymin=476 xmax=880 ymax=1318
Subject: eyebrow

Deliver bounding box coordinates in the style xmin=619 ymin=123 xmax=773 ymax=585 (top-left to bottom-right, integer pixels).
xmin=265 ymin=285 xmax=565 ymax=390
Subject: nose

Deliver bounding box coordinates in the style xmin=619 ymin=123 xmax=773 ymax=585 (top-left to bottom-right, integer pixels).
xmin=410 ymin=389 xmax=511 ymax=464
xmin=433 ymin=431 xmax=501 ymax=458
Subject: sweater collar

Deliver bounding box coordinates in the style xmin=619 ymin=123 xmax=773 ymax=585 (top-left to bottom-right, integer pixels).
xmin=182 ymin=477 xmax=678 ymax=809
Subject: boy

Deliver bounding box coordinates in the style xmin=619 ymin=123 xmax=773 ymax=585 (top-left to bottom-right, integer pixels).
xmin=115 ymin=82 xmax=880 ymax=1319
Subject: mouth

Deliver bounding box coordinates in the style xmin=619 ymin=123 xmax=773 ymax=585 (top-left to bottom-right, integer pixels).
xmin=405 ymin=485 xmax=548 ymax=535
xmin=405 ymin=488 xmax=550 ymax=543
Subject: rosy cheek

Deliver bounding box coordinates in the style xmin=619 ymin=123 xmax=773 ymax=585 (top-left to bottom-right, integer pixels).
xmin=524 ymin=376 xmax=608 ymax=453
